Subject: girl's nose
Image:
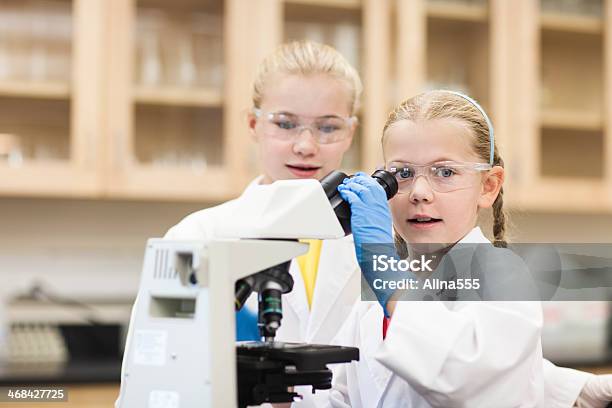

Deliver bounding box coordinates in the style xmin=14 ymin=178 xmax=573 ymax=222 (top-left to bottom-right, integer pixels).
xmin=293 ymin=128 xmax=319 ymax=156
xmin=409 ymin=175 xmax=434 ymax=203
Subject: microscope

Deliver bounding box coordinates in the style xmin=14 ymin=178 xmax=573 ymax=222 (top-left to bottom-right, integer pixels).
xmin=117 ymin=170 xmax=397 ymax=408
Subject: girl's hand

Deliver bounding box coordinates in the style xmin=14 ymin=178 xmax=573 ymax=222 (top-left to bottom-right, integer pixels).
xmin=338 ymin=172 xmax=397 ymax=316
xmin=337 ymin=172 xmax=394 ymax=258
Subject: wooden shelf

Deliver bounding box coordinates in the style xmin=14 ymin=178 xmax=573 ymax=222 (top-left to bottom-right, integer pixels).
xmin=0 ymin=80 xmax=70 ymax=100
xmin=133 ymin=86 xmax=223 ymax=107
xmin=541 ymin=12 xmax=603 ymax=34
xmin=138 ymin=0 xmax=223 ymax=13
xmin=106 ymin=164 xmax=235 ymax=201
xmin=284 ymin=0 xmax=361 ymax=10
xmin=0 ymin=161 xmax=99 ymax=198
xmin=541 ymin=109 xmax=603 ymax=131
xmin=284 ymin=1 xmax=361 ymax=24
xmin=427 ymin=1 xmax=488 ymax=22
xmin=1 ymin=0 xmax=610 ymax=212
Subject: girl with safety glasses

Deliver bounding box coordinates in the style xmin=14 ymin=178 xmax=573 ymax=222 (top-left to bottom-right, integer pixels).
xmin=334 ymin=90 xmax=611 ymax=407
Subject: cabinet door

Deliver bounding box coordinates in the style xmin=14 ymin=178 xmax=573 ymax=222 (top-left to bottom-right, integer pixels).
xmin=106 ymin=0 xmax=232 ymax=201
xmin=395 ymin=0 xmax=491 ymax=107
xmin=0 ymin=0 xmax=105 ymax=197
xmin=505 ymin=0 xmax=607 ymax=212
xmin=534 ymin=0 xmax=607 ymax=211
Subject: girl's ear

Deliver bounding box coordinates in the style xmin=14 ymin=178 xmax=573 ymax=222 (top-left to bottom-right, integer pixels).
xmin=350 ymin=117 xmax=359 ymax=135
xmin=478 ymin=166 xmax=504 ymax=209
xmin=247 ymin=112 xmax=259 ymax=141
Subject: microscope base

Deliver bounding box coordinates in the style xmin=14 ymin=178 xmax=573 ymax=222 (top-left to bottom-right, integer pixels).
xmin=236 ymin=342 xmax=359 ymax=407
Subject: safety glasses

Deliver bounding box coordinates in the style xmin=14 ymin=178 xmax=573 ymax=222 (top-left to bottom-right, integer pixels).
xmin=386 ymin=161 xmax=492 ymax=193
xmin=253 ymin=109 xmax=356 ymax=144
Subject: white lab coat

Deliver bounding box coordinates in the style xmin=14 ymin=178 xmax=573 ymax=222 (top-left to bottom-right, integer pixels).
xmin=326 ymin=227 xmax=591 ymax=408
xmin=116 ymin=180 xmax=590 ymax=408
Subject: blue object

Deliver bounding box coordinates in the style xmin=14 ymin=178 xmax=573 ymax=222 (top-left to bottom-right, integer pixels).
xmin=337 ymin=172 xmax=394 ymax=257
xmin=338 ymin=172 xmax=407 ymax=316
xmin=235 ymin=307 xmax=260 ymax=341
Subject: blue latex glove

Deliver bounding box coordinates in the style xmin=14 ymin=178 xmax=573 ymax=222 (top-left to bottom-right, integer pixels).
xmin=337 ymin=172 xmax=394 ymax=256
xmin=337 ymin=172 xmax=403 ymax=316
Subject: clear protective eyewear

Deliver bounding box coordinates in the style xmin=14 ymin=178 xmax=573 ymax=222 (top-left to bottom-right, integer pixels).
xmin=387 ymin=161 xmax=492 ymax=193
xmin=253 ymin=108 xmax=357 ymax=144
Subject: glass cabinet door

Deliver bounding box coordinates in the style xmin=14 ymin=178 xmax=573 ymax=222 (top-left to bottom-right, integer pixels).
xmin=0 ymin=0 xmax=103 ymax=197
xmin=523 ymin=0 xmax=607 ymax=211
xmin=425 ymin=0 xmax=490 ymax=108
xmin=539 ymin=0 xmax=604 ymax=180
xmin=394 ymin=0 xmax=490 ymax=108
xmin=107 ymin=0 xmax=230 ymax=201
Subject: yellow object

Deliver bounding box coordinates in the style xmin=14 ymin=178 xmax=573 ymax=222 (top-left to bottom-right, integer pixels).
xmin=297 ymin=239 xmax=323 ymax=309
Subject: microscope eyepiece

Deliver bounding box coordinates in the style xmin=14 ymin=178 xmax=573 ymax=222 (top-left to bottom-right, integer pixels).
xmin=371 ymin=169 xmax=398 ymax=199
xmin=320 ymin=169 xmax=398 ymax=235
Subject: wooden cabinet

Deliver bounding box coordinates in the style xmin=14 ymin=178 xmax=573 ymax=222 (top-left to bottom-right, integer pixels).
xmin=506 ymin=0 xmax=610 ymax=212
xmin=536 ymin=2 xmax=606 ymax=208
xmin=0 ymin=0 xmax=104 ymax=198
xmin=0 ymin=0 xmax=611 ymax=210
xmin=105 ymin=0 xmax=234 ymax=200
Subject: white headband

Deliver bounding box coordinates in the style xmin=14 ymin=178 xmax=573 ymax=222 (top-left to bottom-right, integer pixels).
xmin=442 ymin=90 xmax=495 ymax=165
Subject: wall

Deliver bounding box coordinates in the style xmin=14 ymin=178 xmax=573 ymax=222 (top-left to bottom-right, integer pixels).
xmin=0 ymin=198 xmax=207 ymax=301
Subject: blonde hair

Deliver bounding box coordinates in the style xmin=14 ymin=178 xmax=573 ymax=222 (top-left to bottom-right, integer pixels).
xmin=383 ymin=90 xmax=508 ymax=249
xmin=252 ymin=40 xmax=363 ymax=115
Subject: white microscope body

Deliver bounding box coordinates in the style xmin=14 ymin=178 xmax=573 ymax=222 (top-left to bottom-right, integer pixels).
xmin=117 ymin=179 xmax=346 ymax=408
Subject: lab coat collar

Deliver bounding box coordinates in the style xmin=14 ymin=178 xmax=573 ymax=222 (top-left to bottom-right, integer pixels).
xmin=242 ymin=175 xmax=265 ymax=195
xmin=402 ymin=227 xmax=489 ymax=261
xmin=306 ymin=236 xmax=358 ymax=341
xmin=458 ymin=226 xmax=489 ymax=244
xmin=284 ymin=236 xmax=358 ymax=342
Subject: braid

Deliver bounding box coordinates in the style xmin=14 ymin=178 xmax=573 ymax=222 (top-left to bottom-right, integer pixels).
xmin=492 ymin=155 xmax=507 ymax=248
xmin=492 ymin=189 xmax=507 ymax=248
